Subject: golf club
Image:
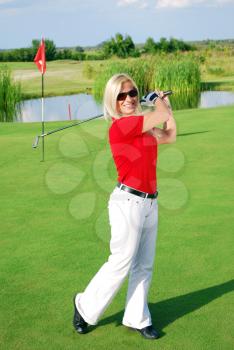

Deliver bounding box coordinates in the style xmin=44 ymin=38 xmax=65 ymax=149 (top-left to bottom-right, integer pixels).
xmin=32 ymin=135 xmax=40 ymax=148
xmin=32 ymin=90 xmax=173 ymax=149
xmin=32 ymin=113 xmax=103 ymax=148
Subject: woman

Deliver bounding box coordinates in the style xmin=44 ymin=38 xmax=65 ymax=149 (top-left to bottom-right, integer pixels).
xmin=73 ymin=73 xmax=176 ymax=340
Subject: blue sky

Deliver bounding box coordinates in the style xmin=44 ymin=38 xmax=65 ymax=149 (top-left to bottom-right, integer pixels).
xmin=0 ymin=0 xmax=233 ymax=49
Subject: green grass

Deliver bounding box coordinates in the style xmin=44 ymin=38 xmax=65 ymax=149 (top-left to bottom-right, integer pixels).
xmin=0 ymin=105 xmax=234 ymax=349
xmin=201 ymin=51 xmax=234 ymax=90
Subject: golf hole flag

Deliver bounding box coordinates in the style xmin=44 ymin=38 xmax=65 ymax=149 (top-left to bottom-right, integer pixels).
xmin=33 ymin=38 xmax=46 ymax=161
xmin=34 ymin=39 xmax=46 ymax=74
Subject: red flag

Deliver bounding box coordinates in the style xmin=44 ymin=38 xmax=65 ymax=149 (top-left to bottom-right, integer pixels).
xmin=34 ymin=39 xmax=46 ymax=74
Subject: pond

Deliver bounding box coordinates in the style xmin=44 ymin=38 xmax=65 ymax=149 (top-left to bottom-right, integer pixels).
xmin=17 ymin=91 xmax=234 ymax=123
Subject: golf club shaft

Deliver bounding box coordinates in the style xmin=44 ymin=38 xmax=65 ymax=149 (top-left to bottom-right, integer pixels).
xmin=42 ymin=113 xmax=103 ymax=137
xmin=32 ymin=113 xmax=103 ymax=148
xmin=163 ymin=90 xmax=173 ymax=96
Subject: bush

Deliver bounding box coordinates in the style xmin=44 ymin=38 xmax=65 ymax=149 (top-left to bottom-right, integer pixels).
xmin=102 ymin=33 xmax=140 ymax=58
xmin=72 ymin=51 xmax=85 ymax=61
xmin=143 ymin=37 xmax=195 ymax=54
xmin=32 ymin=39 xmax=57 ymax=61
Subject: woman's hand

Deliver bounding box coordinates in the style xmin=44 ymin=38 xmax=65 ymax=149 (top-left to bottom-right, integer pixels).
xmin=140 ymin=91 xmax=160 ymax=107
xmin=140 ymin=90 xmax=171 ymax=107
xmin=142 ymin=94 xmax=171 ymax=132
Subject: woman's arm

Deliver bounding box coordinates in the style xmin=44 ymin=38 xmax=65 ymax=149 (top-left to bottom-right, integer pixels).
xmin=151 ymin=96 xmax=176 ymax=144
xmin=152 ymin=116 xmax=176 ymax=144
xmin=142 ymin=95 xmax=171 ymax=133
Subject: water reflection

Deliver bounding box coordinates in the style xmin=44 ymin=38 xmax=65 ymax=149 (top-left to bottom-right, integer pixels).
xmin=199 ymin=91 xmax=234 ymax=108
xmin=18 ymin=93 xmax=103 ymax=123
xmin=17 ymin=90 xmax=234 ymax=123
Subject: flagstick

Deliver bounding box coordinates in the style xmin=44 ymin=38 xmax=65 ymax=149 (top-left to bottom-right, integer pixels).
xmin=41 ymin=73 xmax=45 ymax=162
xmin=34 ymin=38 xmax=46 ymax=162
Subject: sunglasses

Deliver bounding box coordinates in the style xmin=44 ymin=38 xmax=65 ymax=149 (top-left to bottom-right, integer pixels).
xmin=117 ymin=88 xmax=138 ymax=101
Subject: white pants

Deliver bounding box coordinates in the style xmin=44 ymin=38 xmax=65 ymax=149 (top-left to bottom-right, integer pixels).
xmin=75 ymin=186 xmax=158 ymax=329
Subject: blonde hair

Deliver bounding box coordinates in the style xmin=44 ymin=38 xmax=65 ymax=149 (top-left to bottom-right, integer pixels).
xmin=103 ymin=73 xmax=141 ymax=121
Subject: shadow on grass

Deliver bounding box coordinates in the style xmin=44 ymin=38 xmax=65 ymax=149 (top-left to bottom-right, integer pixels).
xmin=95 ymin=279 xmax=234 ymax=337
xmin=177 ymin=130 xmax=212 ymax=137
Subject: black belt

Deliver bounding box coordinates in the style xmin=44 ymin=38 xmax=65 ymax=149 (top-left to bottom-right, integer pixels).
xmin=117 ymin=182 xmax=158 ymax=199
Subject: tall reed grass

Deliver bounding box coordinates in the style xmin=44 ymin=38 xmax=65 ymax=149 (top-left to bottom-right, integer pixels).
xmin=93 ymin=58 xmax=155 ymax=102
xmin=93 ymin=55 xmax=201 ymax=110
xmin=0 ymin=65 xmax=22 ymax=122
xmin=153 ymin=56 xmax=201 ymax=92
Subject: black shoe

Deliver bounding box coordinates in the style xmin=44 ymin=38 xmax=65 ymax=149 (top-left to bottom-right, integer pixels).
xmin=73 ymin=295 xmax=88 ymax=334
xmin=136 ymin=325 xmax=159 ymax=340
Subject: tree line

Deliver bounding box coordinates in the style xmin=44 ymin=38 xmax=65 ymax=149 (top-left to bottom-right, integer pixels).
xmin=0 ymin=35 xmax=195 ymax=62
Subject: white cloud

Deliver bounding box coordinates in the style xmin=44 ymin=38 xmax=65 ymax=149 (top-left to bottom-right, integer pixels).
xmin=117 ymin=0 xmax=138 ymax=5
xmin=116 ymin=0 xmax=234 ymax=9
xmin=155 ymin=0 xmax=234 ymax=9
xmin=117 ymin=0 xmax=148 ymax=8
xmin=156 ymin=0 xmax=193 ymax=8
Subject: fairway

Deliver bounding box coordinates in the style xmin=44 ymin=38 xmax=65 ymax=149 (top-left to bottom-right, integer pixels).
xmin=0 ymin=106 xmax=234 ymax=350
xmin=1 ymin=60 xmax=104 ymax=98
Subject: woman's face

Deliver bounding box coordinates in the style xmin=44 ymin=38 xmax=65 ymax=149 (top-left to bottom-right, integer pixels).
xmin=116 ymin=81 xmax=138 ymax=116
